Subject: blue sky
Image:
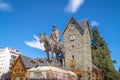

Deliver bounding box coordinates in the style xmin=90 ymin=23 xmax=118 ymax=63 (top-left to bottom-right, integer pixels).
xmin=0 ymin=0 xmax=120 ymax=71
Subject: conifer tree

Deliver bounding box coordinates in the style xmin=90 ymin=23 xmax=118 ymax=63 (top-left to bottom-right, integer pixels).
xmin=91 ymin=26 xmax=120 ymax=80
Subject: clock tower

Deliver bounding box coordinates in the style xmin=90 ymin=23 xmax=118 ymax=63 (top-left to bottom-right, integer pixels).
xmin=63 ymin=17 xmax=92 ymax=80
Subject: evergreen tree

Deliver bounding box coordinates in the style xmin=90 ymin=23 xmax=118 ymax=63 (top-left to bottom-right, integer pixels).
xmin=91 ymin=26 xmax=120 ymax=80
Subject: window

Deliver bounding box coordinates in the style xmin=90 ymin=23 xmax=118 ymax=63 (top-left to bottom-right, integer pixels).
xmin=72 ymin=55 xmax=74 ymax=60
xmin=72 ymin=45 xmax=74 ymax=48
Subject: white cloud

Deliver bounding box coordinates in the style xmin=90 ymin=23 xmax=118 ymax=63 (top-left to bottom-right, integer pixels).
xmin=91 ymin=21 xmax=99 ymax=27
xmin=24 ymin=35 xmax=45 ymax=51
xmin=64 ymin=0 xmax=85 ymax=13
xmin=0 ymin=1 xmax=12 ymax=11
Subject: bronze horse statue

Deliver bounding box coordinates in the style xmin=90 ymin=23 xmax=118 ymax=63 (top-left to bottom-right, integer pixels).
xmin=39 ymin=33 xmax=65 ymax=66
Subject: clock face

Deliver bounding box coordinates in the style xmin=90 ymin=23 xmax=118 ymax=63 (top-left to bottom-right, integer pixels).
xmin=70 ymin=35 xmax=75 ymax=41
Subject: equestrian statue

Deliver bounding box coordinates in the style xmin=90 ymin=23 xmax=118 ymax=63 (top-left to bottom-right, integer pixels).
xmin=39 ymin=25 xmax=65 ymax=66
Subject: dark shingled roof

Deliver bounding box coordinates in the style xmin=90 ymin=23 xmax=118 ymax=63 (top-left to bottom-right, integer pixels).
xmin=21 ymin=55 xmax=47 ymax=68
xmin=77 ymin=19 xmax=88 ymax=31
xmin=21 ymin=55 xmax=50 ymax=68
xmin=33 ymin=58 xmax=48 ymax=66
xmin=77 ymin=19 xmax=92 ymax=37
xmin=21 ymin=55 xmax=33 ymax=68
xmin=62 ymin=17 xmax=92 ymax=37
xmin=21 ymin=55 xmax=101 ymax=72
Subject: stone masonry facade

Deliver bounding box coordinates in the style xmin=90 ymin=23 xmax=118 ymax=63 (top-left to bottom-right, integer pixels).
xmin=63 ymin=17 xmax=92 ymax=80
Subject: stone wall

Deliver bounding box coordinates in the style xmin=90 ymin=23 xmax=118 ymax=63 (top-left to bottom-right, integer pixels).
xmin=64 ymin=22 xmax=84 ymax=70
xmin=63 ymin=18 xmax=92 ymax=80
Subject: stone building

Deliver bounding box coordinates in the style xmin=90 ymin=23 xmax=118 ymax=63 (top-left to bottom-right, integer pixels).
xmin=10 ymin=17 xmax=103 ymax=80
xmin=63 ymin=17 xmax=92 ymax=80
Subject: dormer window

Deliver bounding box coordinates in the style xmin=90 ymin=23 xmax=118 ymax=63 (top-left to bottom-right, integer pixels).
xmin=30 ymin=60 xmax=36 ymax=65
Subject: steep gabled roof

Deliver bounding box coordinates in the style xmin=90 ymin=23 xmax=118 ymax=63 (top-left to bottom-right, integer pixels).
xmin=11 ymin=54 xmax=26 ymax=70
xmin=21 ymin=55 xmax=33 ymax=68
xmin=11 ymin=54 xmax=34 ymax=70
xmin=77 ymin=19 xmax=92 ymax=37
xmin=62 ymin=17 xmax=92 ymax=37
xmin=62 ymin=17 xmax=83 ymax=35
xmin=77 ymin=19 xmax=88 ymax=31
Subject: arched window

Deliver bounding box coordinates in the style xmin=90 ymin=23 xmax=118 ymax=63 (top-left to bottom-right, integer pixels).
xmin=72 ymin=55 xmax=74 ymax=60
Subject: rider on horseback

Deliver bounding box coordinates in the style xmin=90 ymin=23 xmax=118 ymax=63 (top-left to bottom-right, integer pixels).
xmin=50 ymin=25 xmax=60 ymax=50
